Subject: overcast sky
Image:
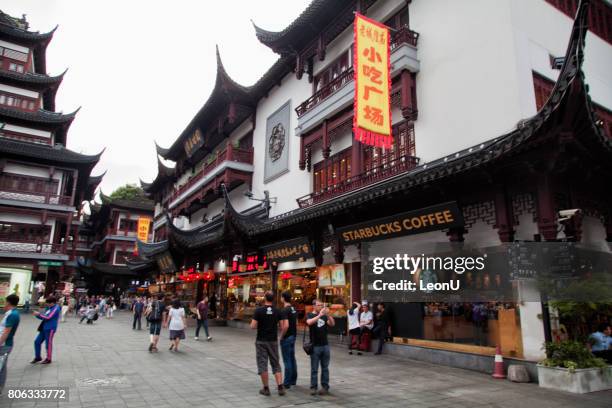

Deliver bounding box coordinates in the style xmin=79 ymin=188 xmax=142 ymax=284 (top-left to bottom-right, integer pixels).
xmin=2 ymin=0 xmax=311 ymax=196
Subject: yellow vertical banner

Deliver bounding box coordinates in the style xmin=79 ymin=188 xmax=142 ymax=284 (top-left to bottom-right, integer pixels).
xmin=354 ymin=12 xmax=392 ymax=148
xmin=137 ymin=217 xmax=150 ymax=243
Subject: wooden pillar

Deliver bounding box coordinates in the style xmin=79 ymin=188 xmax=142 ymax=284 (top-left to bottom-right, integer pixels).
xmin=334 ymin=238 xmax=344 ymax=264
xmin=63 ymin=212 xmax=73 ymax=252
xmin=299 ymin=137 xmax=306 ymax=170
xmin=400 ymin=70 xmax=416 ymax=120
xmin=296 ymin=53 xmax=303 ymax=80
xmin=70 ymin=169 xmax=78 ymax=205
xmin=271 ymin=262 xmax=279 ymax=304
xmin=322 ymin=120 xmax=330 ymax=159
xmin=317 ymin=35 xmax=325 ymax=61
xmin=226 ymin=142 xmax=233 ymax=161
xmin=494 ymin=185 xmax=514 ymax=242
xmin=351 ymin=134 xmax=363 ymax=176
xmin=536 ymin=175 xmax=558 ymax=241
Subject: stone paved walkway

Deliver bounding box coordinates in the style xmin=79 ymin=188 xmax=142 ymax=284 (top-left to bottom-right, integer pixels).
xmin=1 ymin=311 xmax=610 ymax=407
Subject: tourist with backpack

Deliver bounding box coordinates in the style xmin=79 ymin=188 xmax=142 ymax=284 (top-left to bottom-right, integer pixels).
xmin=146 ymin=294 xmax=166 ymax=352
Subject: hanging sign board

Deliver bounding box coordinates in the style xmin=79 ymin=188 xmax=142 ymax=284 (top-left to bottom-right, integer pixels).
xmin=261 ymin=237 xmax=313 ymax=263
xmin=354 ymin=12 xmax=392 ymax=148
xmin=184 ymin=128 xmax=204 ymax=158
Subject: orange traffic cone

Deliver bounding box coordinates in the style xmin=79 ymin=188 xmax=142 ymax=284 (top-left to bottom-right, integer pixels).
xmin=492 ymin=345 xmax=506 ymax=379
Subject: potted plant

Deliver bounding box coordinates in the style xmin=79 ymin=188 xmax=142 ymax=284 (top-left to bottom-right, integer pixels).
xmin=537 ymin=340 xmax=611 ymax=393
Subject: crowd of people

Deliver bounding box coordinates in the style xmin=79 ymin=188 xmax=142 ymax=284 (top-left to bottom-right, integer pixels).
xmin=0 ymin=290 xmax=609 ymax=398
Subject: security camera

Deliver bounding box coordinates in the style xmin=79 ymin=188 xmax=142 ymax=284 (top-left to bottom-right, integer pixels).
xmin=558 ymin=209 xmax=581 ymax=222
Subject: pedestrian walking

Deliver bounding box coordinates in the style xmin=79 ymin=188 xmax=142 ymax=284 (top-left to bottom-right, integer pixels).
xmin=60 ymin=297 xmax=69 ymax=323
xmin=132 ymin=297 xmax=144 ymax=330
xmin=279 ymin=291 xmax=298 ymax=389
xmin=373 ymin=303 xmax=391 ymax=355
xmin=106 ymin=298 xmax=115 ymax=319
xmin=145 ymin=297 xmax=151 ymax=328
xmin=146 ymin=294 xmax=166 ymax=352
xmin=194 ymin=297 xmax=212 ymax=341
xmin=99 ymin=296 xmax=106 ymax=316
xmin=0 ymin=294 xmax=20 ymax=394
xmin=250 ymin=291 xmax=287 ymax=396
xmin=347 ymin=301 xmax=361 ymax=355
xmin=166 ymin=299 xmax=186 ymax=352
xmin=31 ymin=296 xmax=61 ymax=364
xmin=306 ymin=300 xmax=335 ymax=395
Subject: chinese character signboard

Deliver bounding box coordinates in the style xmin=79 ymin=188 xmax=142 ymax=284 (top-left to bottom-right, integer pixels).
xmin=261 ymin=237 xmax=312 ymax=263
xmin=137 ymin=217 xmax=151 ymax=243
xmin=156 ymin=251 xmax=177 ymax=275
xmin=184 ymin=128 xmax=204 ymax=158
xmin=354 ymin=13 xmax=392 ymax=148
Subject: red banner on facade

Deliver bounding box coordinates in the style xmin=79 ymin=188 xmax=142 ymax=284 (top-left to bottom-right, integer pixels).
xmin=354 ymin=13 xmax=392 ymax=149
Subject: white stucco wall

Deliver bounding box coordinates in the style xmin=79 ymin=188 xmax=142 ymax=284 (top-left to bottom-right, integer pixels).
xmin=409 ymin=0 xmax=522 ymax=164
xmin=509 ymin=0 xmax=612 ymax=118
xmin=250 ymin=70 xmax=312 ymax=217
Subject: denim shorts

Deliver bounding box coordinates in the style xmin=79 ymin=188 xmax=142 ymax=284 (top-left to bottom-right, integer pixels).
xmin=149 ymin=321 xmax=162 ymax=336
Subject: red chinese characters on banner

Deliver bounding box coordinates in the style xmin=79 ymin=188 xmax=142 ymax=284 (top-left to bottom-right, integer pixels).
xmin=354 ymin=13 xmax=392 ymax=148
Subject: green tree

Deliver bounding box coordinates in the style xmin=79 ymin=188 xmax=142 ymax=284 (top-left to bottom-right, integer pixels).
xmin=109 ymin=184 xmax=146 ymax=200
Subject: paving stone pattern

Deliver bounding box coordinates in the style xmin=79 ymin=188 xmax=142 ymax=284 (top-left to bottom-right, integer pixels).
xmin=1 ymin=311 xmax=610 ymax=407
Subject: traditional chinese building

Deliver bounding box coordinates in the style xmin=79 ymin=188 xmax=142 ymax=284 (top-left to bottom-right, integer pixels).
xmin=0 ymin=10 xmax=103 ymax=305
xmin=78 ymin=193 xmax=154 ymax=295
xmin=138 ymin=0 xmax=611 ymax=374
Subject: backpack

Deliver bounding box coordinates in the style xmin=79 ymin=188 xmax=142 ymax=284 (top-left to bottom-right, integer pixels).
xmin=150 ymin=301 xmax=164 ymax=321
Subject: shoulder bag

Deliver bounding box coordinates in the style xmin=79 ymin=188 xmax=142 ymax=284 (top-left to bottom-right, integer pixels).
xmin=302 ymin=322 xmax=313 ymax=355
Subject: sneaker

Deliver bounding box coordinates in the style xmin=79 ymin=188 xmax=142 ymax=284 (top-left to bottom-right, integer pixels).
xmin=30 ymin=358 xmax=42 ymax=364
xmin=40 ymin=359 xmax=52 ymax=365
xmin=318 ymin=388 xmax=329 ymax=396
xmin=259 ymin=387 xmax=270 ymax=396
xmin=148 ymin=343 xmax=154 ymax=352
xmin=207 ymin=336 xmax=212 ymax=341
xmin=194 ymin=337 xmax=199 ymax=340
xmin=357 ymin=352 xmax=362 ymax=355
xmin=349 ymin=351 xmax=353 ymax=355
xmin=310 ymin=388 xmax=318 ymax=396
xmin=278 ymin=385 xmax=286 ymax=396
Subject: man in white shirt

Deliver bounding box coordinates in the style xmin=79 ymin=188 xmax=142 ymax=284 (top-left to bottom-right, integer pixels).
xmin=347 ymin=301 xmax=361 ymax=355
xmin=359 ymin=302 xmax=374 ymax=353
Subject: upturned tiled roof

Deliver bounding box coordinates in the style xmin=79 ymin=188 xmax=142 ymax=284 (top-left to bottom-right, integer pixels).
xmin=0 ymin=138 xmax=103 ymax=165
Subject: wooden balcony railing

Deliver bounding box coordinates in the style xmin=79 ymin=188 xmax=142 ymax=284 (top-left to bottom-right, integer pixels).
xmin=0 ymin=239 xmax=64 ymax=255
xmin=0 ymin=173 xmax=71 ymax=206
xmin=390 ymin=24 xmax=419 ymax=50
xmin=295 ymin=68 xmax=354 ymax=117
xmin=295 ymin=25 xmax=420 ymax=118
xmin=170 ymin=145 xmax=254 ymax=203
xmin=296 ymin=153 xmax=420 ymax=208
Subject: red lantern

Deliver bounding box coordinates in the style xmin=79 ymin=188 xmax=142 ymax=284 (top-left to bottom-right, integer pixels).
xmin=280 ymin=272 xmax=293 ymax=280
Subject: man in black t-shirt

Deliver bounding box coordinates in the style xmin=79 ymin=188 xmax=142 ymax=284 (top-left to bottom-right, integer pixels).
xmin=306 ymin=299 xmax=335 ymax=395
xmin=250 ymin=291 xmax=287 ymax=396
xmin=279 ymin=291 xmax=298 ymax=389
